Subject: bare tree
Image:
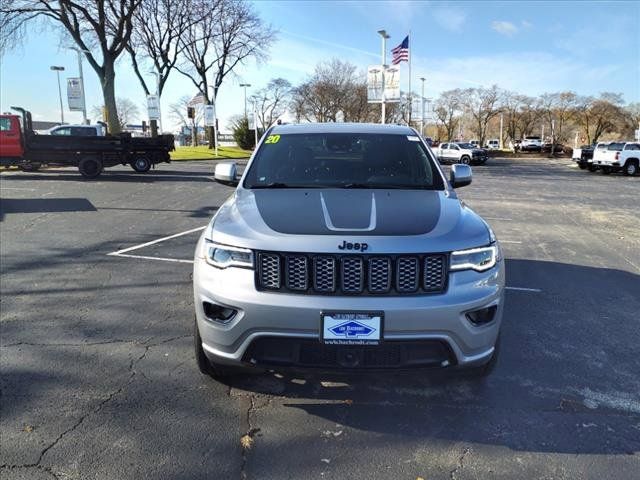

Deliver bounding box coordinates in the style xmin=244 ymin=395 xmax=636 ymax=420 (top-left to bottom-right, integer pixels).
xmin=292 ymin=59 xmax=365 ymax=122
xmin=250 ymin=78 xmax=291 ymax=129
xmin=539 ymin=91 xmax=578 ymax=154
xmin=433 ymin=89 xmax=463 ymax=141
xmin=574 ymin=93 xmax=625 ymax=144
xmin=91 ymin=97 xmax=140 ymax=130
xmin=176 ymin=0 xmax=275 ymax=147
xmin=127 ymin=0 xmax=192 ymax=97
xmin=461 ymin=85 xmax=503 ymax=147
xmin=168 ymin=95 xmax=203 ymax=127
xmin=1 ymin=0 xmax=142 ymax=134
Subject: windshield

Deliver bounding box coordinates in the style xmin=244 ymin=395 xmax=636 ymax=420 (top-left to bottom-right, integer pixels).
xmin=243 ymin=132 xmax=445 ymax=190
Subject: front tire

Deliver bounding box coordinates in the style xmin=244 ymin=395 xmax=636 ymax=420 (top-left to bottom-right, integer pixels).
xmin=78 ymin=156 xmax=103 ymax=178
xmin=601 ymin=166 xmax=612 ymax=175
xmin=588 ymin=164 xmax=598 ymax=172
xmin=131 ymin=155 xmax=151 ymax=173
xmin=578 ymin=163 xmax=587 ymax=170
xmin=460 ymin=155 xmax=471 ymax=165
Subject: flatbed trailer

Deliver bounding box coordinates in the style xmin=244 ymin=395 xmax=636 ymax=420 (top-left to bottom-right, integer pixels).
xmin=0 ymin=107 xmax=174 ymax=178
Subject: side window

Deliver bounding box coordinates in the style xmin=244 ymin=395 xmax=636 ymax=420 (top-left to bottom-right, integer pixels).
xmin=451 ymin=145 xmax=459 ymax=151
xmin=0 ymin=118 xmax=11 ymax=131
xmin=52 ymin=127 xmax=71 ymax=136
xmin=441 ymin=143 xmax=448 ymax=149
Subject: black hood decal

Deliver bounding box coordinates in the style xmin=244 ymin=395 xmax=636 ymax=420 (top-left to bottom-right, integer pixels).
xmin=253 ymin=190 xmax=442 ymax=236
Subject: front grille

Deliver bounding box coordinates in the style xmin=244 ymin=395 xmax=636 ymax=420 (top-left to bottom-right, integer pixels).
xmin=243 ymin=337 xmax=455 ymax=369
xmin=256 ymin=252 xmax=448 ymax=296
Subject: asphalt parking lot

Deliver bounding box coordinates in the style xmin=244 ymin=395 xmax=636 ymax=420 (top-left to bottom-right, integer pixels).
xmin=1 ymin=158 xmax=638 ymax=480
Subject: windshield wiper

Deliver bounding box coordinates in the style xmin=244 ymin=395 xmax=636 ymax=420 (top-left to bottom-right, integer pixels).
xmin=342 ymin=183 xmax=436 ymax=190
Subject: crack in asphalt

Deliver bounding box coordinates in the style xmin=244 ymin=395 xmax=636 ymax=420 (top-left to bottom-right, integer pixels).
xmin=450 ymin=447 xmax=471 ymax=480
xmin=239 ymin=394 xmax=265 ymax=480
xmin=0 ymin=334 xmax=192 ymax=476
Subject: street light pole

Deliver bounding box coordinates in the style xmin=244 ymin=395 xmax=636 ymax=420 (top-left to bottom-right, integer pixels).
xmin=377 ymin=30 xmax=390 ymax=124
xmin=240 ymin=83 xmax=251 ymax=120
xmin=50 ymin=66 xmax=65 ymax=124
xmin=419 ymin=77 xmax=426 ymax=135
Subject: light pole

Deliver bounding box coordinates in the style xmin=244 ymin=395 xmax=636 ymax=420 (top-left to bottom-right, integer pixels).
xmin=50 ymin=66 xmax=65 ymax=124
xmin=377 ymin=29 xmax=390 ymax=124
xmin=499 ymin=113 xmax=504 ymax=149
xmin=67 ymin=47 xmax=89 ymax=124
xmin=419 ymin=77 xmax=426 ymax=135
xmin=240 ymin=83 xmax=251 ymax=120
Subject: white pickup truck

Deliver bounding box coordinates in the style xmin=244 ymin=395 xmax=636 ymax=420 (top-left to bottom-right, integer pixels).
xmin=433 ymin=142 xmax=488 ymax=165
xmin=592 ymin=141 xmax=639 ymax=176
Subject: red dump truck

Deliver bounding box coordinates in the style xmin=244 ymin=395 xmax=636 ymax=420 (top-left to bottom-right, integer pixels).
xmin=0 ymin=107 xmax=174 ymax=178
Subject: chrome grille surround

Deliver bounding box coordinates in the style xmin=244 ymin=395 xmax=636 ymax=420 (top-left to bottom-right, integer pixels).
xmin=257 ymin=252 xmax=448 ymax=296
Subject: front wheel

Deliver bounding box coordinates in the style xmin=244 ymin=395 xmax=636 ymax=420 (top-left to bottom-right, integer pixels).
xmin=578 ymin=163 xmax=587 ymax=170
xmin=78 ymin=156 xmax=103 ymax=178
xmin=624 ymin=160 xmax=638 ymax=176
xmin=588 ymin=164 xmax=598 ymax=172
xmin=601 ymin=166 xmax=612 ymax=175
xmin=131 ymin=156 xmax=151 ymax=173
xmin=460 ymin=155 xmax=471 ymax=165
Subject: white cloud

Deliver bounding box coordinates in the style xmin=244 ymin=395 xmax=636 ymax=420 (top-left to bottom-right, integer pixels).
xmin=431 ymin=7 xmax=467 ymax=32
xmin=521 ymin=20 xmax=533 ymax=29
xmin=491 ymin=21 xmax=518 ymax=37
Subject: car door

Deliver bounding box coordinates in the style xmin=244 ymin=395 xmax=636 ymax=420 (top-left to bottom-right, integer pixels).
xmin=0 ymin=116 xmax=24 ymax=158
xmin=449 ymin=144 xmax=460 ymax=162
xmin=437 ymin=143 xmax=448 ymax=161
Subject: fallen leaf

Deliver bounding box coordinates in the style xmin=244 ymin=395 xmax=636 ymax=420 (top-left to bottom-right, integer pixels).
xmin=240 ymin=435 xmax=254 ymax=450
xmin=344 ymin=399 xmax=353 ymax=405
xmin=22 ymin=425 xmax=34 ymax=433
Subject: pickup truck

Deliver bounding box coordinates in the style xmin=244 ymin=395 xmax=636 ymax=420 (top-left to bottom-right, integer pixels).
xmin=593 ymin=141 xmax=639 ymax=176
xmin=46 ymin=124 xmax=106 ymax=136
xmin=433 ymin=142 xmax=488 ymax=165
xmin=572 ymin=144 xmax=595 ymax=169
xmin=0 ymin=107 xmax=174 ymax=177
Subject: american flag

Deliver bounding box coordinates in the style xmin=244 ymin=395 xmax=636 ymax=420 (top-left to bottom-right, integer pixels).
xmin=391 ymin=36 xmax=409 ymax=65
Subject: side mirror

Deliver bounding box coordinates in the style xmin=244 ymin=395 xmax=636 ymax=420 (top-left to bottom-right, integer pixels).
xmin=450 ymin=163 xmax=472 ymax=188
xmin=214 ymin=161 xmax=238 ymax=186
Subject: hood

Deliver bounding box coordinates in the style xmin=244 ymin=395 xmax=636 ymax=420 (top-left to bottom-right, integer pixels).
xmin=207 ymin=188 xmax=491 ymax=254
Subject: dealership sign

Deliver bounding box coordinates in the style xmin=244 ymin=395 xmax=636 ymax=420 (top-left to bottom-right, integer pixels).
xmin=67 ymin=77 xmax=84 ymax=111
xmin=147 ymin=95 xmax=160 ymax=120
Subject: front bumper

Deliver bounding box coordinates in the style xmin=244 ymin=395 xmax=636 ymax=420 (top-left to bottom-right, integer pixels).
xmin=194 ymin=251 xmax=505 ymax=370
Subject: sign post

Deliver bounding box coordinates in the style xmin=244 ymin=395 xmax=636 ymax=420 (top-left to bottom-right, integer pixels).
xmin=147 ymin=95 xmax=160 ymax=137
xmin=204 ymin=104 xmax=218 ymax=156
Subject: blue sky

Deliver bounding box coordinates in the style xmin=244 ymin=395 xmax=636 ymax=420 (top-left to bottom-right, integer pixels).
xmin=1 ymin=0 xmax=638 ymax=131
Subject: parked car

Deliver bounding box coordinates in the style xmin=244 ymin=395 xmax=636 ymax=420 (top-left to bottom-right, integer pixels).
xmin=194 ymin=123 xmax=505 ymax=378
xmin=433 ymin=142 xmax=488 ymax=165
xmin=593 ymin=141 xmax=639 ymax=176
xmin=520 ymin=135 xmax=542 ymax=152
xmin=572 ymin=144 xmax=595 ymax=169
xmin=542 ymin=143 xmax=566 ymax=154
xmin=46 ymin=124 xmax=106 ymax=136
xmin=469 ymin=140 xmax=480 ymax=148
xmin=485 ymin=139 xmax=500 ymax=150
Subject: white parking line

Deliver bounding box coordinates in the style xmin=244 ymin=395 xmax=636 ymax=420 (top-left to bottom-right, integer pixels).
xmin=112 ymin=253 xmax=194 ymax=264
xmin=108 ymin=225 xmax=206 ymax=255
xmin=483 ymin=217 xmax=513 ymax=221
xmin=499 ymin=240 xmax=522 ymax=244
xmin=505 ymin=286 xmax=542 ymax=292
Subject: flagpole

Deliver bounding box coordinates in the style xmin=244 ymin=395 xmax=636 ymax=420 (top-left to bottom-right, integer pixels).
xmin=408 ymin=31 xmax=412 ymax=127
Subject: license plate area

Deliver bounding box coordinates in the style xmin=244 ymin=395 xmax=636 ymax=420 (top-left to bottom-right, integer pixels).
xmin=320 ymin=311 xmax=383 ymax=345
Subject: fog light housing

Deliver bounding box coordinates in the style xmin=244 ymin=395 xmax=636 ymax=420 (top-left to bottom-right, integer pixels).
xmin=465 ymin=305 xmax=497 ymax=325
xmin=203 ymin=302 xmax=237 ymax=323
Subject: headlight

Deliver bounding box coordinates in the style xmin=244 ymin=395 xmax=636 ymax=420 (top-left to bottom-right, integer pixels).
xmin=450 ymin=245 xmax=499 ymax=272
xmin=203 ymin=240 xmax=253 ymax=269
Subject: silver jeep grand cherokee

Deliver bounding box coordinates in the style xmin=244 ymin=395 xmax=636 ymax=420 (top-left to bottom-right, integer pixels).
xmin=194 ymin=123 xmax=505 ymax=377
